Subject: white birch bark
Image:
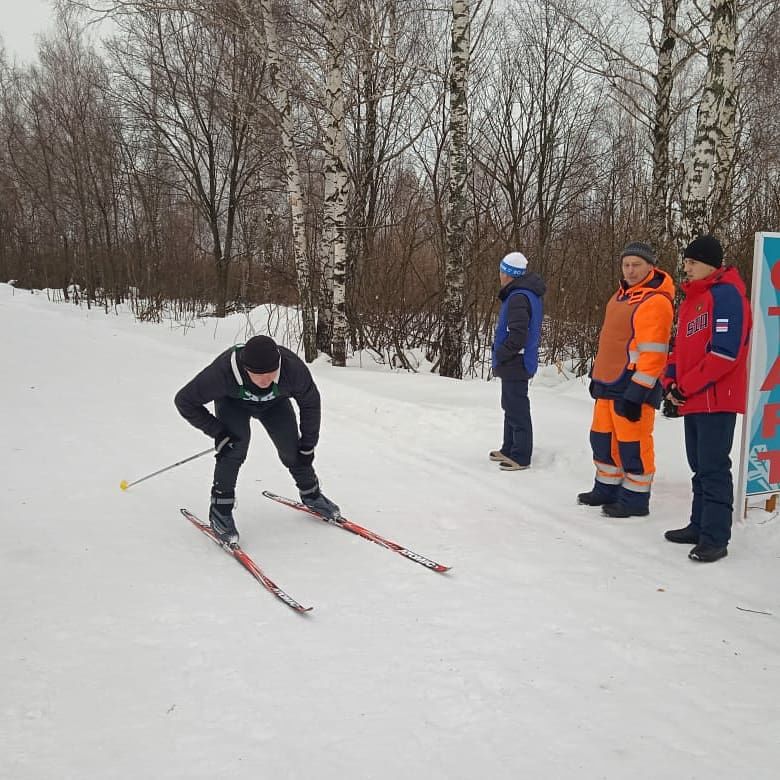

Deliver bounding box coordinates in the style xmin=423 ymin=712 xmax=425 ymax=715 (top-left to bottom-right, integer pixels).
xmin=321 ymin=0 xmax=350 ymax=367
xmin=680 ymin=0 xmax=737 ymax=246
xmin=316 ymin=140 xmax=336 ymax=354
xmin=710 ymin=52 xmax=738 ymax=231
xmin=440 ymin=0 xmax=470 ymax=379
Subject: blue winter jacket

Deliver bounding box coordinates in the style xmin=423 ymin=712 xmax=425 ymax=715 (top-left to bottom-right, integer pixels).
xmin=492 ymin=272 xmax=546 ymax=380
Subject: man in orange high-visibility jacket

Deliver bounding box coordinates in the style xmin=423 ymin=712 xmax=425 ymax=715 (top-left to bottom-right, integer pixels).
xmin=578 ymin=242 xmax=675 ymax=517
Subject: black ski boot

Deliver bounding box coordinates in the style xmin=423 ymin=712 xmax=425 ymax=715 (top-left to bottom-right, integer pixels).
xmin=209 ymin=491 xmax=239 ymax=545
xmin=301 ymin=488 xmax=341 ymax=520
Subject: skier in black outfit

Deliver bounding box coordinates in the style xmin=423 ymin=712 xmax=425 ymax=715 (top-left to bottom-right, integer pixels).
xmin=174 ymin=335 xmax=340 ymax=544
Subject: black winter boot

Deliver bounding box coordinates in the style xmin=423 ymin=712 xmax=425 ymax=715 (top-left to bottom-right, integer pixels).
xmin=209 ymin=491 xmax=238 ymax=545
xmin=688 ymin=544 xmax=728 ymax=563
xmin=577 ymin=490 xmax=612 ymax=506
xmin=602 ymin=502 xmax=649 ymax=518
xmin=664 ymin=525 xmax=699 ymax=544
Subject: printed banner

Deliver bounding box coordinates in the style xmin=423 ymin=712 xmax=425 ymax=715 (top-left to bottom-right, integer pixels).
xmin=738 ymin=232 xmax=780 ymax=505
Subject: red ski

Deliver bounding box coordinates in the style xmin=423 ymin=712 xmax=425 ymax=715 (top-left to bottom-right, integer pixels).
xmin=262 ymin=491 xmax=451 ymax=573
xmin=180 ymin=508 xmax=312 ymax=613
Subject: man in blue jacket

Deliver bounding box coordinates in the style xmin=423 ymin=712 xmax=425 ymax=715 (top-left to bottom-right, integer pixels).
xmin=175 ymin=335 xmax=339 ymax=544
xmin=490 ymin=251 xmax=546 ymax=470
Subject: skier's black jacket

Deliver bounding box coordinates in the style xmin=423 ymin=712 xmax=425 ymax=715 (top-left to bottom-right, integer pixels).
xmin=174 ymin=344 xmax=321 ymax=449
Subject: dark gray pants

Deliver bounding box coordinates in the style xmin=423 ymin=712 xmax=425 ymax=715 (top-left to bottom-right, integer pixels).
xmin=212 ymin=397 xmax=317 ymax=496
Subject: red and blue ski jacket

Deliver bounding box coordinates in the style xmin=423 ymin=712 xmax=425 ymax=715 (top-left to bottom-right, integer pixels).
xmin=664 ymin=266 xmax=751 ymax=415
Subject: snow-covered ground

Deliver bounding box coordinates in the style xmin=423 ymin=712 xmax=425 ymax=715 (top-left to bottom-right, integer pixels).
xmin=2 ymin=283 xmax=778 ymax=779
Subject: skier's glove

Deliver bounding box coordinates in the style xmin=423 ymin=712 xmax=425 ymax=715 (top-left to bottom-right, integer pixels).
xmin=614 ymin=398 xmax=642 ymax=422
xmin=214 ymin=431 xmax=239 ymax=459
xmin=297 ymin=446 xmax=315 ymax=467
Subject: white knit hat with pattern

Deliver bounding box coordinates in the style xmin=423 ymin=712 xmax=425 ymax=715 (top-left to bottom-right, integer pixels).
xmin=499 ymin=251 xmax=528 ymax=277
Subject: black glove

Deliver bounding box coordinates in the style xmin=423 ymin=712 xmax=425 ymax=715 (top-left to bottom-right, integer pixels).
xmin=214 ymin=430 xmax=238 ymax=459
xmin=614 ymin=398 xmax=642 ymax=422
xmin=661 ymin=398 xmax=680 ymax=419
xmin=666 ymin=384 xmax=687 ymax=405
xmin=297 ymin=445 xmax=315 ymax=467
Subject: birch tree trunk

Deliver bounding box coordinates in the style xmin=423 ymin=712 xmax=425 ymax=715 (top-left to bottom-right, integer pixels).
xmin=649 ymin=0 xmax=680 ymax=242
xmin=316 ymin=161 xmax=336 ymax=354
xmin=439 ymin=0 xmax=470 ymax=379
xmin=710 ymin=54 xmax=738 ymax=232
xmin=679 ymin=0 xmax=737 ymax=247
xmin=321 ymin=0 xmax=350 ymax=367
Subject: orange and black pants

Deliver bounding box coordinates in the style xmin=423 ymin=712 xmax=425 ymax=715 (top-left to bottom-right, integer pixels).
xmin=589 ymin=398 xmax=655 ymax=510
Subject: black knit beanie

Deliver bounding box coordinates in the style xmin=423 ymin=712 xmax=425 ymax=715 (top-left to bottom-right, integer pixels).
xmin=241 ymin=335 xmax=280 ymax=373
xmin=683 ymin=235 xmax=723 ymax=269
xmin=620 ymin=241 xmax=657 ymax=266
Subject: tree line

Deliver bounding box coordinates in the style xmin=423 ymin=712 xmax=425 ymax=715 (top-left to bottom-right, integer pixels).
xmin=0 ymin=0 xmax=778 ymax=377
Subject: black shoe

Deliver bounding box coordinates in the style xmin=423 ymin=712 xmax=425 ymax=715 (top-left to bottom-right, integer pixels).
xmin=209 ymin=492 xmax=238 ymax=545
xmin=688 ymin=544 xmax=728 ymax=563
xmin=577 ymin=490 xmax=612 ymax=506
xmin=665 ymin=525 xmax=699 ymax=544
xmin=602 ymin=502 xmax=649 ymax=518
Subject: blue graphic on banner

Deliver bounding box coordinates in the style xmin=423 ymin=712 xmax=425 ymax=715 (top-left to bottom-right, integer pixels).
xmin=746 ymin=236 xmax=780 ymax=495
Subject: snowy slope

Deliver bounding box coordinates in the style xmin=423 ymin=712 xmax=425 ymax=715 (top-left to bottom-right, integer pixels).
xmin=1 ymin=283 xmax=778 ymax=780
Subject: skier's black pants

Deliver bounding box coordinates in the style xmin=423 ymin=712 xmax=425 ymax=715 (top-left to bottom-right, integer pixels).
xmin=501 ymin=378 xmax=532 ymax=466
xmin=683 ymin=411 xmax=736 ymax=547
xmin=212 ymin=397 xmax=317 ymax=496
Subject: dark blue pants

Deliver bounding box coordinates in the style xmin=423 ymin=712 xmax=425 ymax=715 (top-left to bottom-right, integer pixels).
xmin=501 ymin=379 xmax=532 ymax=466
xmin=212 ymin=397 xmax=318 ymax=495
xmin=683 ymin=412 xmax=736 ymax=547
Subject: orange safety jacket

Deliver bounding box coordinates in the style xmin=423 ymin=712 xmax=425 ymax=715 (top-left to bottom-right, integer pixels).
xmin=590 ymin=267 xmax=675 ymax=407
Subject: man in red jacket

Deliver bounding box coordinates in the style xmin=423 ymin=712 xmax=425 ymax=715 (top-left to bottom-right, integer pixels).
xmin=664 ymin=235 xmax=752 ymax=563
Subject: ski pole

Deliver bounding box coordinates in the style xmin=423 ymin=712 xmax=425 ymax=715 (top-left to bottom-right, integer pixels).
xmin=120 ymin=447 xmax=214 ymax=491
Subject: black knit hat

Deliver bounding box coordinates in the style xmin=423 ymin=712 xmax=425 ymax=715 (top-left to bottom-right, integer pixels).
xmin=241 ymin=335 xmax=280 ymax=373
xmin=684 ymin=234 xmax=723 ymax=269
xmin=620 ymin=241 xmax=657 ymax=266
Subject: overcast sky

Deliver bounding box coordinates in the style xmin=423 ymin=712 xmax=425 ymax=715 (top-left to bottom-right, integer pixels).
xmin=0 ymin=0 xmax=55 ymax=62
